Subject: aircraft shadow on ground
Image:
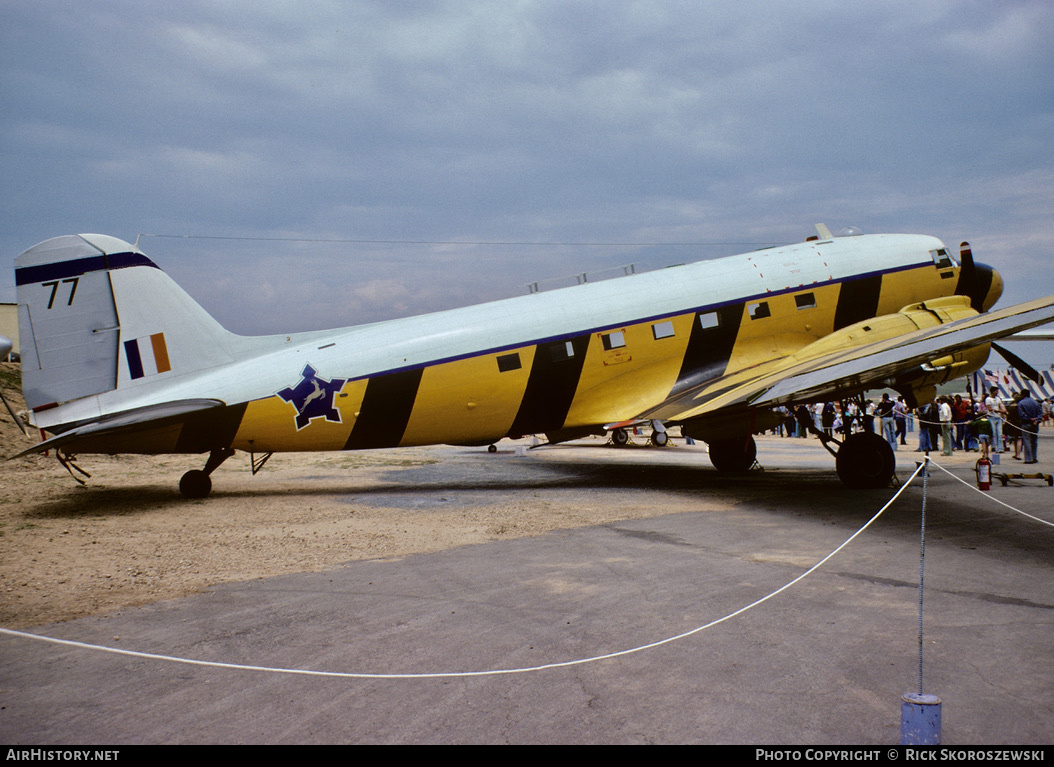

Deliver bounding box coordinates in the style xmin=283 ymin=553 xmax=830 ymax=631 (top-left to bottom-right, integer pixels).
xmin=19 ymin=450 xmax=1043 ymax=525
xmin=23 ymin=450 xmax=836 ymax=507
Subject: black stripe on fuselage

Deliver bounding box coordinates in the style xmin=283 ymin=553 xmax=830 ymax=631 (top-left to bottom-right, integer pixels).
xmin=833 ymin=274 xmax=883 ymax=330
xmin=669 ymin=304 xmax=744 ymax=397
xmin=176 ymin=403 xmax=248 ymax=453
xmin=507 ymin=335 xmax=591 ymax=437
xmin=344 ymin=369 xmax=424 ymax=449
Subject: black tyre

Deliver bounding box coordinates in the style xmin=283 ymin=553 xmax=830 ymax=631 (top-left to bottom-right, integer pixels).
xmin=708 ymin=436 xmax=757 ymax=473
xmin=179 ymin=469 xmax=212 ymax=499
xmin=836 ymin=432 xmax=896 ymax=489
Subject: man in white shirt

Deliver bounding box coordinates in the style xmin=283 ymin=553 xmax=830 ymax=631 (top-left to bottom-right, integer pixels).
xmin=939 ymin=397 xmax=954 ymax=456
xmin=984 ymin=387 xmax=1006 ymax=452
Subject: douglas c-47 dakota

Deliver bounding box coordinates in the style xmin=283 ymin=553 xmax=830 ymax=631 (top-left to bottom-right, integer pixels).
xmin=9 ymin=226 xmax=1054 ymax=497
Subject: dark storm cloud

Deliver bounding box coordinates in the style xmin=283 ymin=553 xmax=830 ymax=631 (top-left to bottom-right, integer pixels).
xmin=2 ymin=2 xmax=1051 ymax=360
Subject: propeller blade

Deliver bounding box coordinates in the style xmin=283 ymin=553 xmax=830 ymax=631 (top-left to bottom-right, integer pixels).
xmin=955 ymin=241 xmax=979 ymax=309
xmin=991 ymin=342 xmax=1042 ymax=383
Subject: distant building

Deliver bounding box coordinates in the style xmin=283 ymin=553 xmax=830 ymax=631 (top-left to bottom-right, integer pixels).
xmin=0 ymin=303 xmax=17 ymax=361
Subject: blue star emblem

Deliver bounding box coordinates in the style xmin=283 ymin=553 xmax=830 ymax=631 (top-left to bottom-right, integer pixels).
xmin=277 ymin=364 xmax=347 ymax=430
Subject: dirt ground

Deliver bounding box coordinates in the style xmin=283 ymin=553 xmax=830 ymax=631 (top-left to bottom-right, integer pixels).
xmin=1 ymin=362 xmax=686 ymax=629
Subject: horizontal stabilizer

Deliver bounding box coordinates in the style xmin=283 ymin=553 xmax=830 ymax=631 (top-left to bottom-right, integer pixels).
xmin=10 ymin=398 xmax=225 ymax=458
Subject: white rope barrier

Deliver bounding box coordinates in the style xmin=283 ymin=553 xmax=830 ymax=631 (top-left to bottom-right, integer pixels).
xmin=927 ymin=459 xmax=1054 ymax=528
xmin=912 ymin=414 xmax=1045 ymax=437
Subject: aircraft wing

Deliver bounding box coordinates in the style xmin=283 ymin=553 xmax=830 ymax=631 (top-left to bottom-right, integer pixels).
xmin=651 ymin=295 xmax=1054 ymax=421
xmin=1004 ymin=327 xmax=1054 ymax=342
xmin=10 ymin=399 xmax=225 ymax=458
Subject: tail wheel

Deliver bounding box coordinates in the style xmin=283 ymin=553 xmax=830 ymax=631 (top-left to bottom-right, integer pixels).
xmin=708 ymin=436 xmax=757 ymax=473
xmin=836 ymin=432 xmax=896 ymax=489
xmin=179 ymin=469 xmax=212 ymax=499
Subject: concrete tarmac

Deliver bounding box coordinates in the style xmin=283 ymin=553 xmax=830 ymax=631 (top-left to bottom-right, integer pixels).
xmin=2 ymin=433 xmax=1052 ymax=744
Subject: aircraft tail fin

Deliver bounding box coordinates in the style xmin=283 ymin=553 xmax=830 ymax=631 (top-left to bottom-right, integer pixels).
xmin=16 ymin=234 xmax=238 ymax=412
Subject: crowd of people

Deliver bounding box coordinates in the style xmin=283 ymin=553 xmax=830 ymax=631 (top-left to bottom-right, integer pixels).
xmin=773 ymin=389 xmax=1051 ymax=463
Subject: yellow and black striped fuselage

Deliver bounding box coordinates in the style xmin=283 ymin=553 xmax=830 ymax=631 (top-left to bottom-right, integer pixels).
xmin=193 ymin=234 xmax=995 ymax=455
xmin=24 ymin=233 xmax=1000 ymax=457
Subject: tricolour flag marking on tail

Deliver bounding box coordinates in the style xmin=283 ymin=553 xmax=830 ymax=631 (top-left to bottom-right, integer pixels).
xmin=124 ymin=333 xmax=171 ymax=380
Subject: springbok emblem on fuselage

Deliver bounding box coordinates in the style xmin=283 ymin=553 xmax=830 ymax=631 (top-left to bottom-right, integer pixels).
xmin=277 ymin=364 xmax=347 ymax=430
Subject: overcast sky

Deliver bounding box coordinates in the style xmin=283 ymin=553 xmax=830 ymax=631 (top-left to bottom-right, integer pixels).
xmin=2 ymin=1 xmax=1052 ymax=363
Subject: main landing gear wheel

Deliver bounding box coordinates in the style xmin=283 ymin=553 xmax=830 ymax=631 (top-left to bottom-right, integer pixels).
xmin=650 ymin=430 xmax=669 ymax=447
xmin=836 ymin=432 xmax=896 ymax=489
xmin=708 ymin=435 xmax=757 ymax=473
xmin=610 ymin=428 xmax=630 ymax=447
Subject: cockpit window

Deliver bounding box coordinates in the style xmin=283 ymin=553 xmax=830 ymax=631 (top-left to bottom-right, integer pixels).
xmin=930 ymin=248 xmax=955 ymax=269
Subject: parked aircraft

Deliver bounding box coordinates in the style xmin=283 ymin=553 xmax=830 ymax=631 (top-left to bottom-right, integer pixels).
xmin=10 ymin=228 xmax=1054 ymax=497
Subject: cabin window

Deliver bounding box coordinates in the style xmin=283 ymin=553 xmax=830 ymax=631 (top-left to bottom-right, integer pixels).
xmin=794 ymin=292 xmax=816 ymax=310
xmin=930 ymin=248 xmax=954 ymax=269
xmin=748 ymin=301 xmax=770 ymax=320
xmin=601 ymin=331 xmax=626 ymax=350
xmin=548 ymin=340 xmax=576 ymax=362
xmin=652 ymin=321 xmax=675 ymax=339
xmin=497 ymin=353 xmax=521 ymax=372
xmin=698 ymin=311 xmax=720 ymax=330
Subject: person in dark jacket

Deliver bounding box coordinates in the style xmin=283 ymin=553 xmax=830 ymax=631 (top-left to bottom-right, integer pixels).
xmin=1018 ymin=391 xmax=1043 ymax=464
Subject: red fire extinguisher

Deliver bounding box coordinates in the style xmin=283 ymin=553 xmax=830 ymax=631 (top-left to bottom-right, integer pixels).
xmin=976 ymin=454 xmax=992 ymax=491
